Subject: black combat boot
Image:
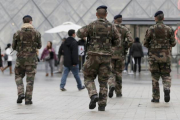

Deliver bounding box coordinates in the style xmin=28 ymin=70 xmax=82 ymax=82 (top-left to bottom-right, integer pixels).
xmin=151 ymin=98 xmax=159 ymax=103
xmin=89 ymin=94 xmax=99 ymax=109
xmin=17 ymin=94 xmax=25 ymax=103
xmin=25 ymin=101 xmax=33 ymax=105
xmin=25 ymin=96 xmax=33 ymax=105
xmin=164 ymin=89 xmax=170 ymax=103
xmin=109 ymin=86 xmax=115 ymax=98
xmin=116 ymin=93 xmax=122 ymax=97
xmin=98 ymin=106 xmax=105 ymax=111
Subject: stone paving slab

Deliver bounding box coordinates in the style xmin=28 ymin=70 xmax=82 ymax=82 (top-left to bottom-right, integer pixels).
xmin=0 ymin=70 xmax=180 ymax=120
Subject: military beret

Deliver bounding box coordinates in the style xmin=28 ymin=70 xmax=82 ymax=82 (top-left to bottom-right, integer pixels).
xmin=114 ymin=14 xmax=122 ymax=19
xmin=154 ymin=11 xmax=163 ymax=17
xmin=23 ymin=15 xmax=32 ymax=20
xmin=96 ymin=5 xmax=107 ymax=10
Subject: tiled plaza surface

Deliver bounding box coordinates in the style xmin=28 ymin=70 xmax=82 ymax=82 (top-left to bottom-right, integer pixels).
xmin=0 ymin=68 xmax=180 ymax=120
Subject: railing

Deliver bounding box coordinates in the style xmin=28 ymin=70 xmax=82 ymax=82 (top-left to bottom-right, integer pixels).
xmin=2 ymin=54 xmax=180 ymax=74
xmin=124 ymin=54 xmax=180 ymax=73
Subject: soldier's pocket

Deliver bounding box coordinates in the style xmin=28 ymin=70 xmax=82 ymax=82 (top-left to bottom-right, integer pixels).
xmin=26 ymin=65 xmax=36 ymax=74
xmin=83 ymin=56 xmax=91 ymax=69
xmin=103 ymin=43 xmax=111 ymax=49
xmin=15 ymin=67 xmax=21 ymax=75
xmin=160 ymin=63 xmax=171 ymax=74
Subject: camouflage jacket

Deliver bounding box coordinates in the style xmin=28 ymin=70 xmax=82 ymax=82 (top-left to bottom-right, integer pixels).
xmin=144 ymin=21 xmax=176 ymax=50
xmin=144 ymin=21 xmax=176 ymax=62
xmin=112 ymin=24 xmax=134 ymax=59
xmin=77 ymin=18 xmax=121 ymax=56
xmin=12 ymin=23 xmax=42 ymax=63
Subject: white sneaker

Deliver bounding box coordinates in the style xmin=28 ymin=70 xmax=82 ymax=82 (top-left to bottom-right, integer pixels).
xmin=123 ymin=70 xmax=127 ymax=73
xmin=128 ymin=71 xmax=134 ymax=75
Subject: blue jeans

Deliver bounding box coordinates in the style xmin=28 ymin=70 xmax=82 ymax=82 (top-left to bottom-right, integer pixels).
xmin=60 ymin=65 xmax=83 ymax=89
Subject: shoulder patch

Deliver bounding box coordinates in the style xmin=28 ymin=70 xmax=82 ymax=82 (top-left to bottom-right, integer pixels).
xmin=14 ymin=30 xmax=21 ymax=36
xmin=164 ymin=25 xmax=171 ymax=29
xmin=80 ymin=29 xmax=84 ymax=32
xmin=121 ymin=25 xmax=129 ymax=31
xmin=149 ymin=25 xmax=154 ymax=29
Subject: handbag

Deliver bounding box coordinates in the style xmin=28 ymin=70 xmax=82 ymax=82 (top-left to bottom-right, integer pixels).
xmin=44 ymin=54 xmax=50 ymax=61
xmin=4 ymin=54 xmax=8 ymax=61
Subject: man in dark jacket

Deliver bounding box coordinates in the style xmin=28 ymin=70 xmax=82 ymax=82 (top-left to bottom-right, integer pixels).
xmin=60 ymin=29 xmax=85 ymax=91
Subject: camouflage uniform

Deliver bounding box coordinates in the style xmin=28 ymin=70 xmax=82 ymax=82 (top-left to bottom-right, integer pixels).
xmin=12 ymin=23 xmax=41 ymax=102
xmin=77 ymin=18 xmax=121 ymax=107
xmin=144 ymin=21 xmax=176 ymax=99
xmin=108 ymin=24 xmax=133 ymax=95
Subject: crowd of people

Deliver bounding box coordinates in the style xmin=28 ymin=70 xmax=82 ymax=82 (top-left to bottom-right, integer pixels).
xmin=0 ymin=5 xmax=176 ymax=112
xmin=0 ymin=37 xmax=87 ymax=76
xmin=0 ymin=38 xmax=143 ymax=76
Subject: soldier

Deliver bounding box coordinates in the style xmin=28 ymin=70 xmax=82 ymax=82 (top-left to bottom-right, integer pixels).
xmin=12 ymin=15 xmax=42 ymax=105
xmin=77 ymin=5 xmax=121 ymax=111
xmin=144 ymin=11 xmax=176 ymax=103
xmin=108 ymin=15 xmax=134 ymax=98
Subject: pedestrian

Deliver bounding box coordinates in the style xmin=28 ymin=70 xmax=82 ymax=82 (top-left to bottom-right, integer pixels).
xmin=131 ymin=37 xmax=144 ymax=74
xmin=108 ymin=14 xmax=134 ymax=98
xmin=77 ymin=5 xmax=121 ymax=111
xmin=60 ymin=30 xmax=85 ymax=91
xmin=58 ymin=38 xmax=66 ymax=73
xmin=0 ymin=47 xmax=3 ymax=72
xmin=144 ymin=11 xmax=176 ymax=103
xmin=41 ymin=41 xmax=57 ymax=77
xmin=2 ymin=43 xmax=13 ymax=74
xmin=78 ymin=37 xmax=86 ymax=71
xmin=12 ymin=15 xmax=42 ymax=105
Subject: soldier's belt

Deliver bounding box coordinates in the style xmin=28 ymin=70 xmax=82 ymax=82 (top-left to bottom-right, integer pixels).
xmin=150 ymin=45 xmax=169 ymax=49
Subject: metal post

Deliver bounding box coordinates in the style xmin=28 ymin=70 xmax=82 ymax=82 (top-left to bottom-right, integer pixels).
xmin=145 ymin=55 xmax=148 ymax=71
xmin=177 ymin=54 xmax=179 ymax=73
xmin=128 ymin=56 xmax=134 ymax=75
xmin=81 ymin=55 xmax=83 ymax=72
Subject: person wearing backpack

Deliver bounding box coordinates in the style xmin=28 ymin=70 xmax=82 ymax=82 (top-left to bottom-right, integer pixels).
xmin=2 ymin=43 xmax=13 ymax=74
xmin=12 ymin=15 xmax=42 ymax=105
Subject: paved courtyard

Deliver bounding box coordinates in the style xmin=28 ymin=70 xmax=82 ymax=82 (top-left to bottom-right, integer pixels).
xmin=0 ymin=68 xmax=180 ymax=120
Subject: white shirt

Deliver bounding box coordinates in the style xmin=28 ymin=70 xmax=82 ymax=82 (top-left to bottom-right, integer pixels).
xmin=5 ymin=48 xmax=13 ymax=61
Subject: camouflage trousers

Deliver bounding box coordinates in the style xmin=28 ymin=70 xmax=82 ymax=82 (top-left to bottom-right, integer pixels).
xmin=83 ymin=55 xmax=111 ymax=107
xmin=15 ymin=60 xmax=37 ymax=102
xmin=148 ymin=60 xmax=171 ymax=99
xmin=108 ymin=58 xmax=125 ymax=95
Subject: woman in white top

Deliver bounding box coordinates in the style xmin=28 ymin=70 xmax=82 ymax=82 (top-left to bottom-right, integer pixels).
xmin=2 ymin=43 xmax=13 ymax=74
